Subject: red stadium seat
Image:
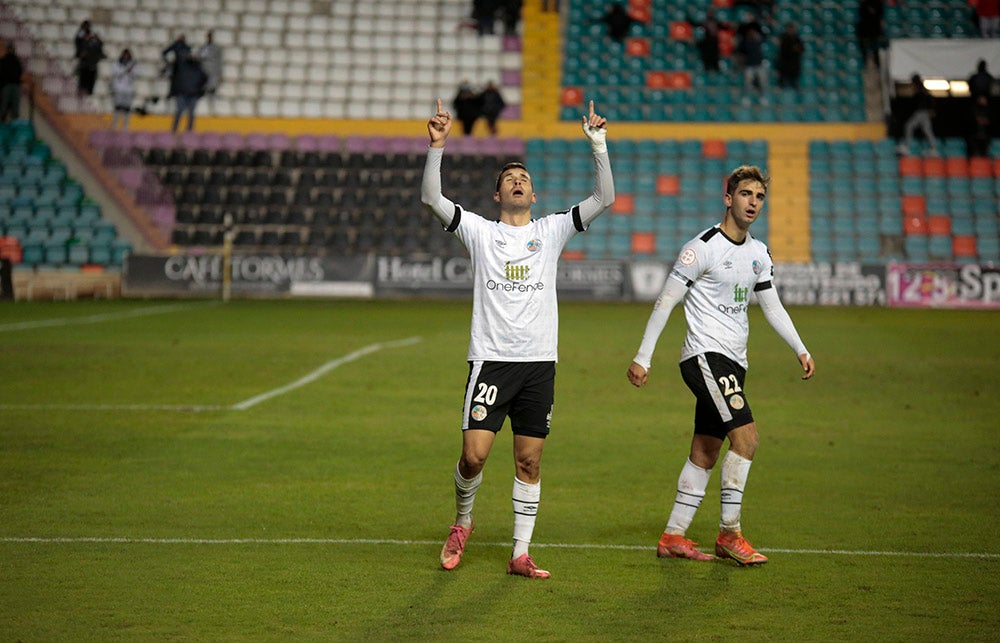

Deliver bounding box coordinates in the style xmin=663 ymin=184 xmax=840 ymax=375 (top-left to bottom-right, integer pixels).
xmin=646 ymin=71 xmax=669 ymax=89
xmin=630 ymin=5 xmax=651 ymax=22
xmin=901 ymin=195 xmax=926 ymax=217
xmin=952 ymin=235 xmax=977 ymax=258
xmin=0 ymin=236 xmax=23 ymax=263
xmin=945 ymin=157 xmax=969 ymax=177
xmin=669 ymin=21 xmax=693 ymax=41
xmin=719 ymin=30 xmax=735 ymax=56
xmin=656 ymin=175 xmax=681 ymax=195
xmin=921 ymin=157 xmax=945 ymax=177
xmin=898 ymin=156 xmax=922 ymax=176
xmin=631 ymin=232 xmax=657 ymax=254
xmin=968 ymin=157 xmax=992 ymax=177
xmin=702 ymin=139 xmax=727 ymax=158
xmin=561 ymin=87 xmax=584 ymax=107
xmin=612 ymin=194 xmax=635 ymax=214
xmin=667 ymin=71 xmax=692 ymax=89
xmin=903 ymin=215 xmax=928 ymax=235
xmin=626 ymin=38 xmax=650 ymax=57
xmin=561 ymin=249 xmax=586 ymax=261
xmin=927 ymin=215 xmax=951 ymax=236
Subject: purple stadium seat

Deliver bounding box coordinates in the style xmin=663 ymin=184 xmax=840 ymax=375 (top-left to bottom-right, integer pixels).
xmin=152 ymin=131 xmax=176 ymax=149
xmin=130 ymin=130 xmax=155 ymax=149
xmin=220 ymin=132 xmax=245 ymax=150
xmin=246 ymin=132 xmax=269 ymax=150
xmin=200 ymin=131 xmax=223 ymax=150
xmin=266 ymin=133 xmax=290 ymax=150
xmin=177 ymin=130 xmax=201 ymax=149
xmin=295 ymin=134 xmax=320 ymax=152
xmin=316 ymin=134 xmax=341 ymax=152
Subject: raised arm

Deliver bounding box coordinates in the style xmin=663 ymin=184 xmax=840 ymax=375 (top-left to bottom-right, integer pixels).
xmin=427 ymin=97 xmax=451 ymax=149
xmin=421 ymin=98 xmax=458 ymax=227
xmin=577 ymin=100 xmax=615 ymax=228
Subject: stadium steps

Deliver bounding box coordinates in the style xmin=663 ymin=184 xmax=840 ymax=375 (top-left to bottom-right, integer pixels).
xmin=519 ymin=0 xmax=562 ymax=129
xmin=767 ymin=140 xmax=811 ymax=263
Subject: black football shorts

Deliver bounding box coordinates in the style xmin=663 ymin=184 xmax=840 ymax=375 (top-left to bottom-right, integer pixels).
xmin=462 ymin=361 xmax=555 ymax=438
xmin=679 ymin=352 xmax=754 ymax=439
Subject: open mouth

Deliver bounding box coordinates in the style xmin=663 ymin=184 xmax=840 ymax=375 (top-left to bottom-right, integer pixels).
xmin=512 ymin=188 xmax=525 ymax=197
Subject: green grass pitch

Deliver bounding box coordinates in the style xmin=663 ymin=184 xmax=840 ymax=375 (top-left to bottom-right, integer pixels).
xmin=1 ymin=298 xmax=998 ymax=640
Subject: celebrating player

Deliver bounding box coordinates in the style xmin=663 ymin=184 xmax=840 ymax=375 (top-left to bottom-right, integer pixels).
xmin=421 ymin=98 xmax=615 ymax=578
xmin=627 ymin=165 xmax=815 ymax=566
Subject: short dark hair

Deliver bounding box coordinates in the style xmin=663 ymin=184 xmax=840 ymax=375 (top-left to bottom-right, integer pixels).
xmin=495 ymin=162 xmax=528 ymax=192
xmin=726 ymin=165 xmax=770 ymax=195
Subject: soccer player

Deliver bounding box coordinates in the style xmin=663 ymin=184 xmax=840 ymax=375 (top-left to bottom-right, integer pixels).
xmin=421 ymin=98 xmax=614 ymax=578
xmin=626 ymin=165 xmax=815 ymax=566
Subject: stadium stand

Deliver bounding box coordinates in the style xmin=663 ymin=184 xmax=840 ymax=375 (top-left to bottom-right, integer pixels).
xmin=0 ymin=0 xmax=996 ymax=278
xmin=1 ymin=0 xmax=523 ymax=122
xmin=0 ymin=120 xmax=131 ymax=269
xmin=810 ymin=137 xmax=1000 ymax=264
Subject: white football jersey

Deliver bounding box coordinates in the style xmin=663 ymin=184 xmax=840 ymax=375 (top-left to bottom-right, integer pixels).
xmin=671 ymin=226 xmax=774 ymax=368
xmin=451 ymin=207 xmax=581 ymax=362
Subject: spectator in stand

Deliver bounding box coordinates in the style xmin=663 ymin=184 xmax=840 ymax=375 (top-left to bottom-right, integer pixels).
xmin=967 ymin=95 xmax=992 ymax=158
xmin=977 ymin=0 xmax=1000 ymax=38
xmin=169 ymin=48 xmax=207 ymax=133
xmin=110 ymin=48 xmax=138 ymax=130
xmin=479 ymin=80 xmax=506 ymax=136
xmin=453 ymin=81 xmax=483 ymax=136
xmin=897 ymin=74 xmax=938 ymax=157
xmin=969 ymin=59 xmax=995 ymax=101
xmin=74 ymin=21 xmax=106 ymax=96
xmin=688 ymin=9 xmax=729 ymax=72
xmin=162 ymin=33 xmax=190 ymax=99
xmin=500 ymin=0 xmax=523 ymax=36
xmin=196 ymin=30 xmax=223 ymax=111
xmin=594 ymin=2 xmax=645 ymax=43
xmin=856 ymin=0 xmax=884 ymax=69
xmin=736 ymin=13 xmax=769 ymax=105
xmin=966 ymin=60 xmax=995 ymax=159
xmin=735 ymin=0 xmax=775 ymax=21
xmin=776 ymin=22 xmax=804 ymax=90
xmin=0 ymin=38 xmax=23 ymax=123
xmin=472 ymin=0 xmax=498 ymax=35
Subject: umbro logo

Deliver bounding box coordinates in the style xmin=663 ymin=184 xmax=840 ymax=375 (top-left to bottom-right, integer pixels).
xmin=495 ymin=239 xmax=506 ymax=247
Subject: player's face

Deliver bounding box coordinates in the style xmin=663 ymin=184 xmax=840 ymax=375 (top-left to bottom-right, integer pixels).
xmin=725 ymin=179 xmax=766 ymax=230
xmin=495 ymin=168 xmax=536 ymax=207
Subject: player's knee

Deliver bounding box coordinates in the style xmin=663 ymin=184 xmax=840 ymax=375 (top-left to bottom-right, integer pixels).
xmin=514 ymin=456 xmax=541 ymax=482
xmin=728 ymin=423 xmax=759 ymax=458
xmin=460 ymin=452 xmax=488 ymax=476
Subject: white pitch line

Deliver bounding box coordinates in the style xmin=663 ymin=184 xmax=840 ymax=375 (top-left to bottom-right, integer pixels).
xmin=1 ymin=537 xmax=997 ymax=559
xmin=230 ymin=336 xmax=423 ymax=410
xmin=0 ymin=404 xmax=227 ymax=412
xmin=0 ymin=302 xmax=218 ymax=332
xmin=0 ymin=337 xmax=423 ymax=413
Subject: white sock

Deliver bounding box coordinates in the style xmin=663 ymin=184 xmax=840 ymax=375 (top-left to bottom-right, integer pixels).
xmin=720 ymin=450 xmax=753 ymax=533
xmin=453 ymin=463 xmax=482 ymax=529
xmin=665 ymin=458 xmax=712 ymax=535
xmin=511 ymin=476 xmax=540 ymax=558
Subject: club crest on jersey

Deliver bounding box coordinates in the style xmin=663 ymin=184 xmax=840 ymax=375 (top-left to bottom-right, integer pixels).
xmin=679 ymin=248 xmax=696 ymax=266
xmin=751 ymin=260 xmax=762 ymax=275
xmin=471 ymin=404 xmax=488 ymax=421
xmin=526 ymin=238 xmax=542 ymax=252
